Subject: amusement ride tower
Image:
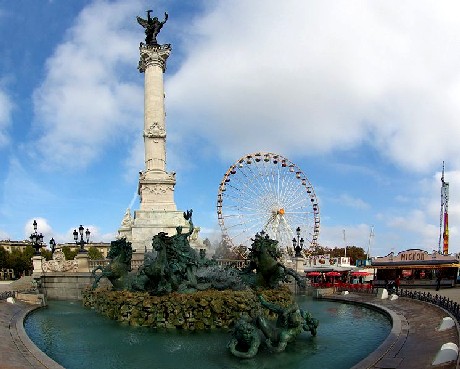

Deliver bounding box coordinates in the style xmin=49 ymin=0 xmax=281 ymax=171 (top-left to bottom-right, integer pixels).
xmin=439 ymin=162 xmax=449 ymax=255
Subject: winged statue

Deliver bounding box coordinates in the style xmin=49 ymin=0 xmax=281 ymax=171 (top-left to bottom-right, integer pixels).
xmin=137 ymin=10 xmax=168 ymax=46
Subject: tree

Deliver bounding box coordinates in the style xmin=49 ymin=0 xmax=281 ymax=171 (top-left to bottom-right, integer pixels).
xmin=8 ymin=246 xmax=34 ymax=278
xmin=87 ymin=246 xmax=103 ymax=260
xmin=62 ymin=246 xmax=78 ymax=260
xmin=40 ymin=248 xmax=53 ymax=261
xmin=0 ymin=246 xmax=9 ymax=269
xmin=329 ymin=246 xmax=367 ymax=265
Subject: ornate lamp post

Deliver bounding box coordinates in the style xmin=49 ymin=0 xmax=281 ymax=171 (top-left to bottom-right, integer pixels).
xmin=73 ymin=225 xmax=90 ymax=253
xmin=292 ymin=226 xmax=304 ymax=258
xmin=29 ymin=219 xmax=44 ymax=255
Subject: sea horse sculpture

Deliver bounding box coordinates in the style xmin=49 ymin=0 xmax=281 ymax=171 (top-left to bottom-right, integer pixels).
xmin=228 ymin=295 xmax=319 ymax=358
xmin=255 ymin=295 xmax=318 ymax=353
xmin=91 ymin=238 xmax=133 ymax=290
xmin=240 ymin=231 xmax=306 ymax=289
xmin=131 ymin=210 xmax=200 ymax=294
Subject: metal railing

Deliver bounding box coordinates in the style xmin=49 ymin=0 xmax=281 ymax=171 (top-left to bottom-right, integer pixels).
xmin=399 ymin=289 xmax=460 ymax=322
xmin=215 ymin=259 xmax=250 ymax=269
xmin=88 ymin=259 xmax=110 ymax=269
xmin=88 ymin=259 xmax=146 ymax=271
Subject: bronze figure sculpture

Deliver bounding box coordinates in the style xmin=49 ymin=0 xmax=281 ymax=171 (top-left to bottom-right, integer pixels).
xmin=137 ymin=10 xmax=168 ymax=45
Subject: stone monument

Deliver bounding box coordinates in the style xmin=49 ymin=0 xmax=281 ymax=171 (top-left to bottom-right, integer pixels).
xmin=119 ymin=10 xmax=205 ymax=256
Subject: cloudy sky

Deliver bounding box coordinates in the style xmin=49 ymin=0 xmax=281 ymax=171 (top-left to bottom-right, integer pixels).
xmin=1 ymin=0 xmax=459 ymax=257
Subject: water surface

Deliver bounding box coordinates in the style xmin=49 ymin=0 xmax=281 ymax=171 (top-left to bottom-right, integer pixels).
xmin=25 ymin=296 xmax=391 ymax=369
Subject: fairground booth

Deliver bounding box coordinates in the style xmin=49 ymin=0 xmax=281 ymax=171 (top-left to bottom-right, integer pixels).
xmin=371 ymin=249 xmax=459 ymax=288
xmin=304 ymin=255 xmax=372 ymax=289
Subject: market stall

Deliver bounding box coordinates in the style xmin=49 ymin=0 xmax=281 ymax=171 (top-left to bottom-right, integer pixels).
xmin=370 ymin=249 xmax=459 ymax=288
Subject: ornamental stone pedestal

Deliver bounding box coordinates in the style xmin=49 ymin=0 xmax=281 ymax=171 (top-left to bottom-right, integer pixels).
xmin=118 ymin=41 xmax=195 ymax=257
xmin=32 ymin=255 xmax=44 ymax=277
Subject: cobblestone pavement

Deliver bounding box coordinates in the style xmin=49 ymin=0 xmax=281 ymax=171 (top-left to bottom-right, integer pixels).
xmin=329 ymin=291 xmax=459 ymax=369
xmin=0 ymin=300 xmax=63 ymax=369
xmin=1 ymin=280 xmax=460 ymax=368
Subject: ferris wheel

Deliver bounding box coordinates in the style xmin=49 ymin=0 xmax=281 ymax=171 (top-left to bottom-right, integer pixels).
xmin=217 ymin=152 xmax=320 ymax=257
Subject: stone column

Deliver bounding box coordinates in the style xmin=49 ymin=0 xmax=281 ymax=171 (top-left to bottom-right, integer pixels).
xmin=137 ymin=43 xmax=177 ymax=212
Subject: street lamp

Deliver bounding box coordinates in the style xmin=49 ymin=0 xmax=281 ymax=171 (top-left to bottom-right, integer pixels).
xmin=73 ymin=225 xmax=90 ymax=253
xmin=29 ymin=219 xmax=44 ymax=255
xmin=292 ymin=226 xmax=304 ymax=258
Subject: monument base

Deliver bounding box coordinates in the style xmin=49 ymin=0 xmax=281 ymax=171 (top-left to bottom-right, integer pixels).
xmin=118 ymin=210 xmax=209 ymax=260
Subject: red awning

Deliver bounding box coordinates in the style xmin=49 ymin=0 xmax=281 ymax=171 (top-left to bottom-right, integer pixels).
xmin=307 ymin=272 xmax=322 ymax=277
xmin=325 ymin=271 xmax=341 ymax=277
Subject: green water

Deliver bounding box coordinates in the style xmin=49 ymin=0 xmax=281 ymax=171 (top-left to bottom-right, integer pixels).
xmin=24 ymin=296 xmax=391 ymax=369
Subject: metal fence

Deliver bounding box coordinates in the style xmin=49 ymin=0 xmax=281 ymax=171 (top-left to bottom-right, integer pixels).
xmin=399 ymin=288 xmax=460 ymax=322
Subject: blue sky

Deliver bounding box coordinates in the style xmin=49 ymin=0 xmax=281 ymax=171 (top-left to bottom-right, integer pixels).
xmin=1 ymin=0 xmax=460 ymax=257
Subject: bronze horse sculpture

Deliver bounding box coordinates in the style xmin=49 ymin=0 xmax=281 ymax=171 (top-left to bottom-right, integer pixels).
xmin=91 ymin=238 xmax=133 ymax=290
xmin=241 ymin=231 xmax=306 ymax=289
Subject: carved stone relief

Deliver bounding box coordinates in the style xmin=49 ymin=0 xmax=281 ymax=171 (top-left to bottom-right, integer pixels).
xmin=42 ymin=250 xmax=78 ymax=273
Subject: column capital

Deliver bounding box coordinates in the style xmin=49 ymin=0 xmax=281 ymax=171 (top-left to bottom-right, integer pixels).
xmin=138 ymin=43 xmax=172 ymax=73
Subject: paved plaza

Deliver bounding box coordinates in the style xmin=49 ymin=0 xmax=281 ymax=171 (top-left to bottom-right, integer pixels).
xmin=1 ymin=280 xmax=460 ymax=368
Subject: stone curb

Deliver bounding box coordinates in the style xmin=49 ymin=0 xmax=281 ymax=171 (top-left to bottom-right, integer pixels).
xmin=11 ymin=302 xmax=65 ymax=369
xmin=323 ymin=296 xmax=406 ymax=369
xmin=325 ymin=294 xmax=460 ymax=369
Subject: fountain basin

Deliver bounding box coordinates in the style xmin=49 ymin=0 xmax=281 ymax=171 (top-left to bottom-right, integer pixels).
xmin=25 ymin=295 xmax=391 ymax=369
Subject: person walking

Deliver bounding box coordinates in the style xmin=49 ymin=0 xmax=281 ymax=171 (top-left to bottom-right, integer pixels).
xmin=436 ymin=273 xmax=442 ymax=291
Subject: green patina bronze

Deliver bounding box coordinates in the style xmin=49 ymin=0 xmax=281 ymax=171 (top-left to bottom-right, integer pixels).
xmin=241 ymin=231 xmax=306 ymax=289
xmin=91 ymin=238 xmax=133 ymax=290
xmin=89 ymin=209 xmax=318 ymax=358
xmin=228 ymin=295 xmax=319 ymax=358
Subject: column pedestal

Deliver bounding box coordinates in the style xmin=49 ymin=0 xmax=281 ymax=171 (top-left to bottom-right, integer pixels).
xmin=75 ymin=253 xmax=90 ymax=273
xmin=31 ymin=255 xmax=44 ymax=277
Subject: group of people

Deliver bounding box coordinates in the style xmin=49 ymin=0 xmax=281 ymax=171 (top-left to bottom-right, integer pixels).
xmin=384 ymin=276 xmax=400 ymax=293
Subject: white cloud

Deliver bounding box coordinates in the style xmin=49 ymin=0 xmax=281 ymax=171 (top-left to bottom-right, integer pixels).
xmin=23 ymin=217 xmax=53 ymax=242
xmin=335 ymin=194 xmax=370 ymax=210
xmin=32 ymin=0 xmax=143 ymax=170
xmin=0 ymin=86 xmax=13 ymax=147
xmin=0 ymin=229 xmax=10 ymax=240
xmin=74 ymin=225 xmax=115 ymax=244
xmin=319 ymin=223 xmax=374 ymax=250
xmin=167 ymin=0 xmax=460 ymax=172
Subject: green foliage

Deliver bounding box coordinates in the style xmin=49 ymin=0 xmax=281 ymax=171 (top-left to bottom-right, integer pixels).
xmin=307 ymin=245 xmax=366 ymax=265
xmin=62 ymin=246 xmax=78 ymax=260
xmin=0 ymin=246 xmax=9 ymax=269
xmin=327 ymin=246 xmax=367 ymax=264
xmin=7 ymin=246 xmax=33 ymax=277
xmin=41 ymin=248 xmax=53 ymax=261
xmin=88 ymin=246 xmax=104 ymax=260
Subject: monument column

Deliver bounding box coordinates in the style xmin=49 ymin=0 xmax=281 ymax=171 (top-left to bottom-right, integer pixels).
xmin=118 ymin=11 xmax=198 ymax=255
xmin=137 ymin=44 xmax=177 ymax=212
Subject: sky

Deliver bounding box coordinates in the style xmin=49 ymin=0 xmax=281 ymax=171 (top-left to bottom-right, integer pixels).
xmin=1 ymin=0 xmax=460 ymax=257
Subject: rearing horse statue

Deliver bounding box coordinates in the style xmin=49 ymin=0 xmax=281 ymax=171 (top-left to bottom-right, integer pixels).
xmin=91 ymin=238 xmax=133 ymax=290
xmin=241 ymin=231 xmax=305 ymax=289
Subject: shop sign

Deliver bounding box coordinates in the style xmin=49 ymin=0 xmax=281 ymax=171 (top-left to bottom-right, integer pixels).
xmin=399 ymin=250 xmax=426 ymax=261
